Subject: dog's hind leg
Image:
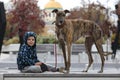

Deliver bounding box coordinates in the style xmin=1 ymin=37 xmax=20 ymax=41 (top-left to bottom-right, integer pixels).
xmin=94 ymin=38 xmax=105 ymax=73
xmin=82 ymin=37 xmax=94 ymax=72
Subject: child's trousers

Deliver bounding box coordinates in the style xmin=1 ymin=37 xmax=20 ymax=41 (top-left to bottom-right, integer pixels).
xmin=21 ymin=63 xmax=58 ymax=73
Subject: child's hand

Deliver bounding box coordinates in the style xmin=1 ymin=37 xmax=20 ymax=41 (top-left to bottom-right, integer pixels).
xmin=35 ymin=62 xmax=43 ymax=66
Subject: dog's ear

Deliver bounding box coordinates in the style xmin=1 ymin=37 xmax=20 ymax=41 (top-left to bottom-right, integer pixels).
xmin=52 ymin=9 xmax=58 ymax=13
xmin=64 ymin=10 xmax=70 ymax=14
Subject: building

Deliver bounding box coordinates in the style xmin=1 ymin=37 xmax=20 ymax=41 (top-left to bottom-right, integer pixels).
xmin=43 ymin=0 xmax=63 ymax=24
xmin=41 ymin=0 xmax=63 ymax=36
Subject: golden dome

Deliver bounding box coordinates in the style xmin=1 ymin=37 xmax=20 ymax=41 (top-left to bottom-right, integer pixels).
xmin=44 ymin=0 xmax=62 ymax=9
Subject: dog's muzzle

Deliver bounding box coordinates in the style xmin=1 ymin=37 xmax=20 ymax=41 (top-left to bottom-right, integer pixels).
xmin=58 ymin=21 xmax=64 ymax=25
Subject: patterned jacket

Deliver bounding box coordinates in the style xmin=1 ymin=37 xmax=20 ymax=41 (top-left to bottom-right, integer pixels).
xmin=17 ymin=32 xmax=39 ymax=70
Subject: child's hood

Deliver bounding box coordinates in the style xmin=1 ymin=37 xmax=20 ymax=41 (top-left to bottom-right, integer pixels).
xmin=23 ymin=31 xmax=36 ymax=45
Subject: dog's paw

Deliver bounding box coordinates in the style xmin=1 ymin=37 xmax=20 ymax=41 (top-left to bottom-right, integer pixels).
xmin=58 ymin=67 xmax=67 ymax=73
xmin=81 ymin=70 xmax=88 ymax=72
xmin=98 ymin=70 xmax=103 ymax=73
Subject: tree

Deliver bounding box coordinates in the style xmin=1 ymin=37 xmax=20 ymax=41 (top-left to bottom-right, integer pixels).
xmin=67 ymin=2 xmax=112 ymax=38
xmin=7 ymin=0 xmax=45 ymax=46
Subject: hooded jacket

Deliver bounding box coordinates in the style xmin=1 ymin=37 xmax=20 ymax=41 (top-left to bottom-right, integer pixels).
xmin=17 ymin=31 xmax=40 ymax=70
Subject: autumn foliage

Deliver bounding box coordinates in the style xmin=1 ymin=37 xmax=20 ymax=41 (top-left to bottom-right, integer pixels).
xmin=6 ymin=0 xmax=45 ymax=39
xmin=67 ymin=3 xmax=113 ymax=38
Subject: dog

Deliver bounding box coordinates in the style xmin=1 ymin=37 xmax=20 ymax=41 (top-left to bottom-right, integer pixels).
xmin=52 ymin=9 xmax=109 ymax=73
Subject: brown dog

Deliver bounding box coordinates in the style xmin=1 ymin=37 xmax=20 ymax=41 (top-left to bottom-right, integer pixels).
xmin=52 ymin=9 xmax=107 ymax=73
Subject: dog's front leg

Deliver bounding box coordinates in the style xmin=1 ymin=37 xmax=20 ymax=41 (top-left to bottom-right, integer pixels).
xmin=66 ymin=43 xmax=72 ymax=73
xmin=60 ymin=41 xmax=67 ymax=70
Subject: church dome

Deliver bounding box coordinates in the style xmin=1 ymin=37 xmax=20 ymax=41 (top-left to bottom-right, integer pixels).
xmin=44 ymin=0 xmax=63 ymax=9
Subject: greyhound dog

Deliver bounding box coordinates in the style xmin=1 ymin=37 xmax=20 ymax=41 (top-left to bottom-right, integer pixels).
xmin=52 ymin=9 xmax=108 ymax=73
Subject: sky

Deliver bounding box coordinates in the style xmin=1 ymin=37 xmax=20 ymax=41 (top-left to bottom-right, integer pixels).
xmin=37 ymin=0 xmax=117 ymax=10
xmin=0 ymin=0 xmax=118 ymax=10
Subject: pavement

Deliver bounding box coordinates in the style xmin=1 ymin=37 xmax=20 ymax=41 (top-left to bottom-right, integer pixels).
xmin=0 ymin=52 xmax=120 ymax=73
xmin=0 ymin=53 xmax=120 ymax=80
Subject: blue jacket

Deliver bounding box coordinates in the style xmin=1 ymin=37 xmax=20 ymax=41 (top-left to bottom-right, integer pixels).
xmin=17 ymin=32 xmax=40 ymax=70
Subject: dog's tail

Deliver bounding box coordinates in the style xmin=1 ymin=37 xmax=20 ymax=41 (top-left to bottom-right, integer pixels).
xmin=103 ymin=52 xmax=112 ymax=56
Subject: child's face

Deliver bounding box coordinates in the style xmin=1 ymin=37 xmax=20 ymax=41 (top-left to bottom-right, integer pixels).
xmin=27 ymin=36 xmax=35 ymax=46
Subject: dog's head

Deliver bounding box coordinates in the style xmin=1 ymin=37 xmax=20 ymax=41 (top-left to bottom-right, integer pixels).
xmin=52 ymin=9 xmax=70 ymax=26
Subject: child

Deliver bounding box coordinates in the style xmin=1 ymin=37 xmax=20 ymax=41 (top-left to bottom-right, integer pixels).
xmin=17 ymin=31 xmax=60 ymax=73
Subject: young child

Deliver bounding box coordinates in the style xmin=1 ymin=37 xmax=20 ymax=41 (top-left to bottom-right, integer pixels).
xmin=17 ymin=31 xmax=60 ymax=73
